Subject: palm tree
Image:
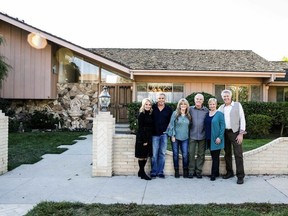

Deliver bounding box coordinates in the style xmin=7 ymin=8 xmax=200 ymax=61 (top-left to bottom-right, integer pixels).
xmin=0 ymin=35 xmax=12 ymax=88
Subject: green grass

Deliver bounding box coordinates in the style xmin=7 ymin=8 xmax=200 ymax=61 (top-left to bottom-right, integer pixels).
xmin=25 ymin=202 xmax=288 ymax=216
xmin=8 ymin=131 xmax=89 ymax=171
xmin=167 ymin=138 xmax=274 ymax=153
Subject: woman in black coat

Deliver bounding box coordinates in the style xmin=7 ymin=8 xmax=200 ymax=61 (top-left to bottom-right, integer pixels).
xmin=135 ymin=98 xmax=153 ymax=180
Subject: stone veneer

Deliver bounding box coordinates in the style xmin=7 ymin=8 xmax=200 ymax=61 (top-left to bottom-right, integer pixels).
xmin=0 ymin=110 xmax=8 ymax=175
xmin=6 ymin=83 xmax=98 ymax=129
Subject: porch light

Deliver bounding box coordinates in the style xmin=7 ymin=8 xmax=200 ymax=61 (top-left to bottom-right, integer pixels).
xmin=27 ymin=32 xmax=47 ymax=49
xmin=99 ymin=86 xmax=111 ymax=112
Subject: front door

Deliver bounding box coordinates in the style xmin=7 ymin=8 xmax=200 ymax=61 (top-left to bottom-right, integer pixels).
xmin=100 ymin=84 xmax=132 ymax=123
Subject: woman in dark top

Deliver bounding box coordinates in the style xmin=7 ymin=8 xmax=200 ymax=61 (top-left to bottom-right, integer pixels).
xmin=204 ymin=98 xmax=225 ymax=181
xmin=135 ymin=98 xmax=153 ymax=180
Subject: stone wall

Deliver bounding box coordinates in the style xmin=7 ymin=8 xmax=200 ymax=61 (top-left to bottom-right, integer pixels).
xmin=0 ymin=110 xmax=8 ymax=175
xmin=6 ymin=83 xmax=99 ymax=130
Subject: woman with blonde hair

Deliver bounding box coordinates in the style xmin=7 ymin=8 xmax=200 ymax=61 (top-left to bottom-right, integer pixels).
xmin=135 ymin=98 xmax=153 ymax=180
xmin=204 ymin=98 xmax=225 ymax=181
xmin=166 ymin=98 xmax=191 ymax=178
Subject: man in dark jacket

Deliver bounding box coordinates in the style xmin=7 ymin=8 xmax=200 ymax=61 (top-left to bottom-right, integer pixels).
xmin=151 ymin=93 xmax=173 ymax=178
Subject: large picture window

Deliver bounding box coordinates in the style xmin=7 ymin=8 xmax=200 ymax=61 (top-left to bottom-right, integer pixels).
xmin=57 ymin=49 xmax=99 ymax=83
xmin=136 ymin=83 xmax=184 ymax=102
xmin=215 ymin=84 xmax=261 ymax=102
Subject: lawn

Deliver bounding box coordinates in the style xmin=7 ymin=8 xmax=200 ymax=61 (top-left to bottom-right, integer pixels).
xmin=25 ymin=202 xmax=288 ymax=216
xmin=8 ymin=131 xmax=89 ymax=171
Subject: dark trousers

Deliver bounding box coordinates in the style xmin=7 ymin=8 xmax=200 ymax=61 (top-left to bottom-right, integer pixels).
xmin=210 ymin=149 xmax=221 ymax=176
xmin=224 ymin=129 xmax=245 ymax=178
xmin=207 ymin=139 xmax=221 ymax=176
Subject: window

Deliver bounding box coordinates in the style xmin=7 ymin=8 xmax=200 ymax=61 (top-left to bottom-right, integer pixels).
xmin=101 ymin=68 xmax=132 ymax=84
xmin=215 ymin=84 xmax=261 ymax=102
xmin=277 ymin=87 xmax=288 ymax=102
xmin=57 ymin=49 xmax=99 ymax=83
xmin=136 ymin=83 xmax=184 ymax=102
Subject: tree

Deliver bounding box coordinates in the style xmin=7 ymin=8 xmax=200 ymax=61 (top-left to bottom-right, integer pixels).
xmin=0 ymin=35 xmax=12 ymax=88
xmin=282 ymin=56 xmax=288 ymax=62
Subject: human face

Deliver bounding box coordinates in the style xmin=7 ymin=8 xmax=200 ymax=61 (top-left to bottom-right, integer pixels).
xmin=144 ymin=101 xmax=152 ymax=111
xmin=180 ymin=102 xmax=187 ymax=111
xmin=222 ymin=93 xmax=232 ymax=105
xmin=194 ymin=95 xmax=204 ymax=108
xmin=208 ymin=101 xmax=217 ymax=111
xmin=157 ymin=95 xmax=166 ymax=106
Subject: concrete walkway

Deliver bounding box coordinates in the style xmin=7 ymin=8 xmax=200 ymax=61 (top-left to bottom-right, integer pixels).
xmin=0 ymin=134 xmax=288 ymax=215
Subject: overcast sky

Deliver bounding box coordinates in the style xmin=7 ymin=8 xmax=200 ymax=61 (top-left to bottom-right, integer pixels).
xmin=1 ymin=0 xmax=287 ymax=61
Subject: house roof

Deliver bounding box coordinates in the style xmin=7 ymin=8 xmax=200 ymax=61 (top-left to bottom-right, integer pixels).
xmin=91 ymin=48 xmax=283 ymax=72
xmin=272 ymin=61 xmax=288 ymax=82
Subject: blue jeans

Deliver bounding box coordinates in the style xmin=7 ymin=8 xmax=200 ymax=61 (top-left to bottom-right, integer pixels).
xmin=151 ymin=134 xmax=168 ymax=175
xmin=172 ymin=138 xmax=189 ymax=169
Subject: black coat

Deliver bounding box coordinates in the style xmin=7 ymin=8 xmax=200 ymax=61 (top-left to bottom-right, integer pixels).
xmin=135 ymin=110 xmax=153 ymax=158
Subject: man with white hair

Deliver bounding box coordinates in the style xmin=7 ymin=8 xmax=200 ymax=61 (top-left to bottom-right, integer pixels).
xmin=218 ymin=89 xmax=246 ymax=184
xmin=188 ymin=93 xmax=209 ymax=179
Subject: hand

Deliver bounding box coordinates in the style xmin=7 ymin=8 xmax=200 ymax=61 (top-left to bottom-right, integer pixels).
xmin=143 ymin=142 xmax=148 ymax=146
xmin=171 ymin=136 xmax=176 ymax=142
xmin=236 ymin=134 xmax=243 ymax=144
xmin=215 ymin=137 xmax=221 ymax=144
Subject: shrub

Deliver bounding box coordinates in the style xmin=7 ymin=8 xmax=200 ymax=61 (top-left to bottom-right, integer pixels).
xmin=127 ymin=102 xmax=176 ymax=133
xmin=246 ymin=114 xmax=272 ymax=138
xmin=186 ymin=92 xmax=216 ymax=107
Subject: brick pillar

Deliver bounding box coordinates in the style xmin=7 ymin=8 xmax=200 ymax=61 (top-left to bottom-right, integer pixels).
xmin=92 ymin=112 xmax=115 ymax=177
xmin=0 ymin=110 xmax=8 ymax=175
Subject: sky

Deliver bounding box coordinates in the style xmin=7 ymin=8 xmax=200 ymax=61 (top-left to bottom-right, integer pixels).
xmin=1 ymin=0 xmax=288 ymax=61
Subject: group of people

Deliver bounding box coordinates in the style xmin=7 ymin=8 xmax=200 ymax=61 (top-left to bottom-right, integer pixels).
xmin=135 ymin=90 xmax=246 ymax=185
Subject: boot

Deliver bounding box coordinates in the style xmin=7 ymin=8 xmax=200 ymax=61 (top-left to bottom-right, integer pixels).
xmin=139 ymin=160 xmax=151 ymax=180
xmin=174 ymin=168 xmax=180 ymax=178
xmin=183 ymin=168 xmax=189 ymax=178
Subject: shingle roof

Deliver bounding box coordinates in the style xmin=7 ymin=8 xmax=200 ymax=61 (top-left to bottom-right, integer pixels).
xmin=90 ymin=48 xmax=283 ymax=72
xmin=272 ymin=61 xmax=288 ymax=81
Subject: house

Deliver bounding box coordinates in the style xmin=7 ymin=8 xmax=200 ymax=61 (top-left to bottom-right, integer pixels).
xmin=0 ymin=11 xmax=287 ymax=128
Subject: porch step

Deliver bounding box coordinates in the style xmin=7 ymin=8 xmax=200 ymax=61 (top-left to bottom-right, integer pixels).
xmin=115 ymin=123 xmax=131 ymax=134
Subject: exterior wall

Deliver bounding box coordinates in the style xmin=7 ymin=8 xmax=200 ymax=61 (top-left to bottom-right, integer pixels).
xmin=134 ymin=76 xmax=263 ymax=98
xmin=0 ymin=21 xmax=57 ymax=99
xmin=111 ymin=134 xmax=288 ymax=176
xmin=0 ymin=110 xmax=8 ymax=175
xmin=268 ymin=86 xmax=277 ymax=102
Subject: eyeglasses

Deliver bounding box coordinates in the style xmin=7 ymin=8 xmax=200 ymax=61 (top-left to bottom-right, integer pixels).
xmin=158 ymin=98 xmax=165 ymax=99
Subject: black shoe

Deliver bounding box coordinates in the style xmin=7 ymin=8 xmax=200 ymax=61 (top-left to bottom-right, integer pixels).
xmin=138 ymin=171 xmax=141 ymax=177
xmin=175 ymin=171 xmax=180 ymax=178
xmin=141 ymin=172 xmax=151 ymax=180
xmin=237 ymin=178 xmax=244 ymax=184
xmin=196 ymin=173 xmax=202 ymax=179
xmin=150 ymin=174 xmax=157 ymax=179
xmin=158 ymin=174 xmax=165 ymax=178
xmin=210 ymin=175 xmax=216 ymax=181
xmin=223 ymin=173 xmax=234 ymax=179
xmin=188 ymin=173 xmax=194 ymax=179
xmin=183 ymin=169 xmax=189 ymax=178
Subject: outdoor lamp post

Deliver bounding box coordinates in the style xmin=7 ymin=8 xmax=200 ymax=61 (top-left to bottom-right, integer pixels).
xmin=99 ymin=86 xmax=111 ymax=112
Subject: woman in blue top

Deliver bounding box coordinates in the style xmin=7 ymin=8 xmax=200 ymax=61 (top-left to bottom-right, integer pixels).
xmin=166 ymin=98 xmax=191 ymax=178
xmin=204 ymin=98 xmax=225 ymax=181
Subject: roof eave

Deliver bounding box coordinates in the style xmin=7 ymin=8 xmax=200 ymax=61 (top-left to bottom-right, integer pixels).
xmin=130 ymin=70 xmax=286 ymax=78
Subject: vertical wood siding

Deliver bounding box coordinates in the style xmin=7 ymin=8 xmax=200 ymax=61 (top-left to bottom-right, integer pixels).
xmin=0 ymin=21 xmax=56 ymax=99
